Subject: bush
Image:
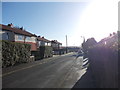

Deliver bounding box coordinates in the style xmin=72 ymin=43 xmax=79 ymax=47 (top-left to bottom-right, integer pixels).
xmin=39 ymin=46 xmax=53 ymax=59
xmin=31 ymin=46 xmax=53 ymax=60
xmin=43 ymin=46 xmax=53 ymax=58
xmin=2 ymin=40 xmax=31 ymax=67
xmin=31 ymin=51 xmax=41 ymax=60
xmin=87 ymin=34 xmax=118 ymax=88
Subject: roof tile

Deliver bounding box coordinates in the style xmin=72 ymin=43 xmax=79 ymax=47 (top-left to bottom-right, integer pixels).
xmin=1 ymin=24 xmax=37 ymax=37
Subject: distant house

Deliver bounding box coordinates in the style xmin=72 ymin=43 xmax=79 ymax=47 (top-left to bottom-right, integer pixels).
xmin=37 ymin=36 xmax=51 ymax=47
xmin=0 ymin=23 xmax=37 ymax=51
xmin=99 ymin=32 xmax=118 ymax=45
xmin=51 ymin=40 xmax=62 ymax=55
xmin=51 ymin=40 xmax=62 ymax=50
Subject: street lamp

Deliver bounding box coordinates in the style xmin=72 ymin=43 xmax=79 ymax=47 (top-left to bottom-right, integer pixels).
xmin=81 ymin=36 xmax=85 ymax=43
xmin=66 ymin=35 xmax=68 ymax=53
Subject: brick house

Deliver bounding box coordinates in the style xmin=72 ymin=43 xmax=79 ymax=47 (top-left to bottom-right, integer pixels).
xmin=0 ymin=23 xmax=37 ymax=51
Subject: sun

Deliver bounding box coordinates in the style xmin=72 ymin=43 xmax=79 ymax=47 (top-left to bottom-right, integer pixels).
xmin=74 ymin=0 xmax=118 ymax=44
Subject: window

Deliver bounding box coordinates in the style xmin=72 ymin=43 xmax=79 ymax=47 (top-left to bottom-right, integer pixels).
xmin=18 ymin=35 xmax=24 ymax=40
xmin=45 ymin=42 xmax=48 ymax=46
xmin=48 ymin=43 xmax=51 ymax=46
xmin=15 ymin=34 xmax=24 ymax=41
xmin=31 ymin=37 xmax=36 ymax=42
xmin=26 ymin=36 xmax=31 ymax=42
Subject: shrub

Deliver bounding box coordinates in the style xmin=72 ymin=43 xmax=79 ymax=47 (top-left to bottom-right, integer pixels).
xmin=87 ymin=33 xmax=118 ymax=88
xmin=31 ymin=51 xmax=41 ymax=60
xmin=39 ymin=46 xmax=53 ymax=59
xmin=31 ymin=46 xmax=53 ymax=60
xmin=2 ymin=40 xmax=31 ymax=67
xmin=43 ymin=46 xmax=53 ymax=58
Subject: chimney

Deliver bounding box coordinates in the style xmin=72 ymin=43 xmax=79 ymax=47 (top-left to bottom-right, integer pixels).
xmin=20 ymin=27 xmax=23 ymax=30
xmin=8 ymin=23 xmax=14 ymax=28
xmin=113 ymin=32 xmax=116 ymax=35
xmin=42 ymin=36 xmax=44 ymax=38
xmin=38 ymin=36 xmax=41 ymax=37
xmin=109 ymin=33 xmax=112 ymax=37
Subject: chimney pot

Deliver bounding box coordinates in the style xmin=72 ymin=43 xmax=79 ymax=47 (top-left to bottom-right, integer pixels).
xmin=20 ymin=27 xmax=23 ymax=30
xmin=8 ymin=23 xmax=14 ymax=28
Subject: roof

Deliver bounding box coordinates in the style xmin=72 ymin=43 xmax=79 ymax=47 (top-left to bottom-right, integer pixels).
xmin=99 ymin=33 xmax=117 ymax=43
xmin=37 ymin=37 xmax=50 ymax=42
xmin=51 ymin=40 xmax=62 ymax=45
xmin=0 ymin=24 xmax=37 ymax=37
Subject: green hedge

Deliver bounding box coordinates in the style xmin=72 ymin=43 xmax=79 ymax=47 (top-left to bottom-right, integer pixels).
xmin=2 ymin=40 xmax=31 ymax=67
xmin=42 ymin=46 xmax=53 ymax=58
xmin=31 ymin=51 xmax=41 ymax=60
xmin=31 ymin=46 xmax=53 ymax=60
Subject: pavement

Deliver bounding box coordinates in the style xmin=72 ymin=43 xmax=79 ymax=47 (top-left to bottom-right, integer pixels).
xmin=2 ymin=52 xmax=96 ymax=88
xmin=72 ymin=57 xmax=97 ymax=88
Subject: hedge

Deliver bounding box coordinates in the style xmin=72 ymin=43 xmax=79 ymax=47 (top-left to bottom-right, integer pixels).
xmin=2 ymin=40 xmax=31 ymax=67
xmin=31 ymin=46 xmax=53 ymax=60
xmin=42 ymin=46 xmax=53 ymax=58
xmin=87 ymin=34 xmax=118 ymax=88
xmin=31 ymin=51 xmax=41 ymax=60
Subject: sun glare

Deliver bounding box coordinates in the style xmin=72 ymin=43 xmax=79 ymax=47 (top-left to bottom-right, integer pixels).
xmin=70 ymin=0 xmax=118 ymax=46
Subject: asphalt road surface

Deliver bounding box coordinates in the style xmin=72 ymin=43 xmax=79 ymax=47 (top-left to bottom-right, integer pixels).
xmin=2 ymin=53 xmax=86 ymax=88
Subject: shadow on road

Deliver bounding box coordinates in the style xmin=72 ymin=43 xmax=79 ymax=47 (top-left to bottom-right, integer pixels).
xmin=72 ymin=67 xmax=97 ymax=88
xmin=70 ymin=54 xmax=83 ymax=58
xmin=70 ymin=54 xmax=77 ymax=57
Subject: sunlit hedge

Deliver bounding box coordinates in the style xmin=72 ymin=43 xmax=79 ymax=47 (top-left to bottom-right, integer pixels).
xmin=2 ymin=40 xmax=31 ymax=67
xmin=31 ymin=46 xmax=53 ymax=60
xmin=42 ymin=46 xmax=53 ymax=58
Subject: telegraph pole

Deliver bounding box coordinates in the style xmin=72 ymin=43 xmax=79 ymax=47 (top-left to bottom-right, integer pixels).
xmin=66 ymin=35 xmax=68 ymax=53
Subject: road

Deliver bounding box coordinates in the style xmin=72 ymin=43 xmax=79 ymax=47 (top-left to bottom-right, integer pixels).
xmin=2 ymin=53 xmax=86 ymax=88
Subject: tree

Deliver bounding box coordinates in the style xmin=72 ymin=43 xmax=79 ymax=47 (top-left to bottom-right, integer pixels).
xmin=82 ymin=37 xmax=97 ymax=58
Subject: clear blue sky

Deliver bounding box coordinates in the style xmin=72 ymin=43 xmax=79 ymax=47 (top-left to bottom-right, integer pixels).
xmin=2 ymin=2 xmax=90 ymax=46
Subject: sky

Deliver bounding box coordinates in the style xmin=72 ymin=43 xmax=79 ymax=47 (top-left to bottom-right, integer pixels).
xmin=2 ymin=0 xmax=119 ymax=46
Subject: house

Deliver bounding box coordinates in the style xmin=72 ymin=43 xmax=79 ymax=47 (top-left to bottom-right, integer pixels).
xmin=51 ymin=40 xmax=62 ymax=50
xmin=99 ymin=32 xmax=118 ymax=45
xmin=0 ymin=23 xmax=37 ymax=51
xmin=51 ymin=40 xmax=62 ymax=55
xmin=37 ymin=36 xmax=51 ymax=47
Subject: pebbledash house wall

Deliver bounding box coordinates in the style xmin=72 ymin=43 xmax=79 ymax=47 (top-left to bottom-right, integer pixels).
xmin=37 ymin=37 xmax=51 ymax=47
xmin=38 ymin=40 xmax=51 ymax=46
xmin=0 ymin=27 xmax=37 ymax=51
xmin=0 ymin=29 xmax=14 ymax=41
xmin=14 ymin=34 xmax=37 ymax=51
xmin=51 ymin=41 xmax=62 ymax=50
